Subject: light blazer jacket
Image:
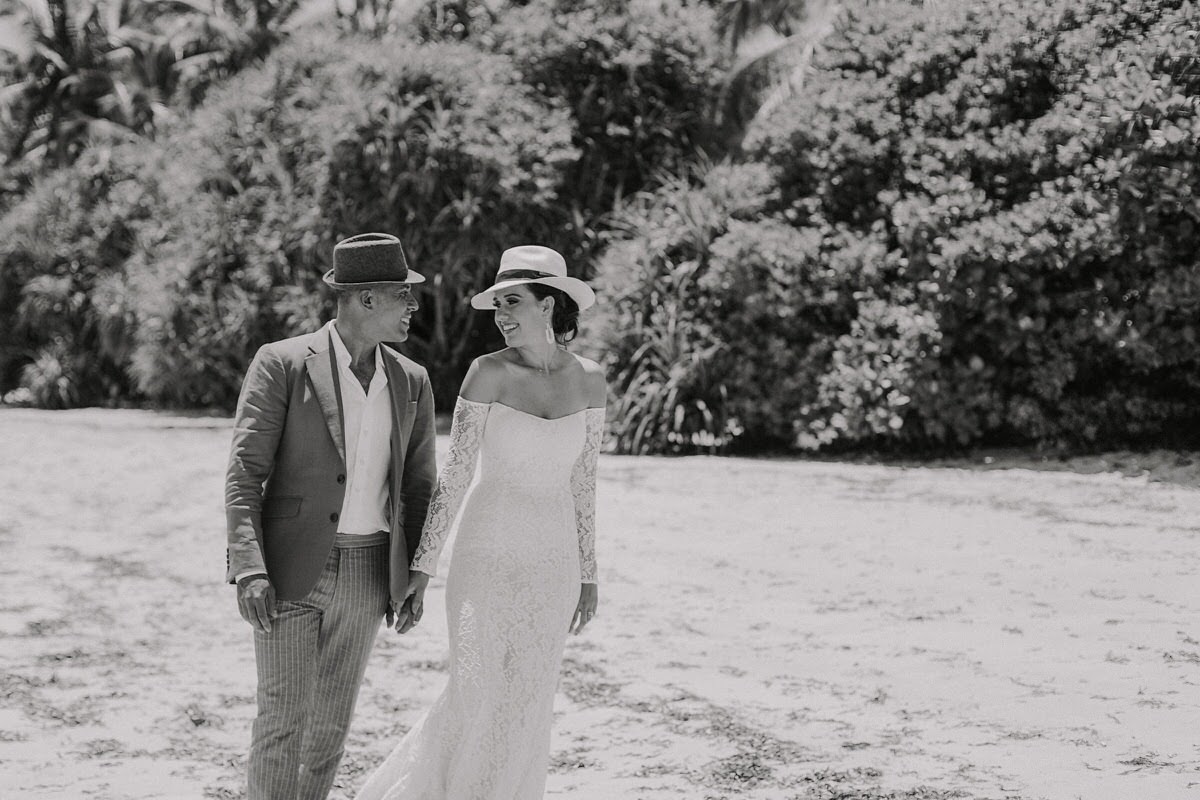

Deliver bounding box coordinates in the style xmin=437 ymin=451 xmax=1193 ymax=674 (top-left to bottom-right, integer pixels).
xmin=224 ymin=328 xmax=437 ymax=602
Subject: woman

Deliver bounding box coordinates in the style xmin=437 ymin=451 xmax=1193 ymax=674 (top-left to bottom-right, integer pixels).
xmin=355 ymin=245 xmax=606 ymax=800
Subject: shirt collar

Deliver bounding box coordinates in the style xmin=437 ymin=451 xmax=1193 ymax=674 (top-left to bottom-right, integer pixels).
xmin=326 ymin=320 xmax=388 ymax=384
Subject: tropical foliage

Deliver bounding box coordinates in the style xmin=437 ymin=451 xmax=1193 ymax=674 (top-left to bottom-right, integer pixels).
xmin=0 ymin=0 xmax=725 ymax=409
xmin=0 ymin=144 xmax=154 ymax=404
xmin=598 ymin=0 xmax=1200 ymax=453
xmin=1 ymin=0 xmax=1197 ymax=459
xmin=94 ymin=34 xmax=580 ymax=408
xmin=0 ymin=0 xmax=300 ymax=171
xmin=491 ymin=0 xmax=726 ymax=248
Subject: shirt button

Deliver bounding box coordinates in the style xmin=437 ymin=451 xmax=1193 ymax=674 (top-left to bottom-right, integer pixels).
xmin=330 ymin=512 xmax=339 ymax=523
xmin=336 ymin=474 xmax=346 ymax=484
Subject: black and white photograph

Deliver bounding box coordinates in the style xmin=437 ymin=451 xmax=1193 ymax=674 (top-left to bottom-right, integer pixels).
xmin=1 ymin=0 xmax=1198 ymax=798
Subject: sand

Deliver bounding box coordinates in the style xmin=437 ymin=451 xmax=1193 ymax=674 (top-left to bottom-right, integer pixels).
xmin=1 ymin=408 xmax=1197 ymax=799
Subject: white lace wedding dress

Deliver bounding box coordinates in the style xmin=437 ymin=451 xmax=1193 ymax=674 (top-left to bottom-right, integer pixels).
xmin=355 ymin=397 xmax=603 ymax=800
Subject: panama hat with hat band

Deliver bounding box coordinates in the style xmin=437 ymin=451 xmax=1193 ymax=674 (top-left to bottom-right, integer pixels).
xmin=470 ymin=246 xmax=595 ymax=311
xmin=323 ymin=232 xmax=425 ymax=288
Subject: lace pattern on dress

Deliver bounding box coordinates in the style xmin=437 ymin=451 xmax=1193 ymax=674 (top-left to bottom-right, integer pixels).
xmin=570 ymin=408 xmax=604 ymax=583
xmin=410 ymin=397 xmax=490 ymax=575
xmin=354 ymin=398 xmax=598 ymax=800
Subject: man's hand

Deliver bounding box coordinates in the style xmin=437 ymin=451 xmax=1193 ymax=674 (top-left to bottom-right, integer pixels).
xmin=393 ymin=570 xmax=431 ymax=634
xmin=237 ymin=574 xmax=277 ymax=634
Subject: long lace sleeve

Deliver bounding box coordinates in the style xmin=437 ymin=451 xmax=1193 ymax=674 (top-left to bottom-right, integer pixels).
xmin=570 ymin=408 xmax=605 ymax=583
xmin=410 ymin=398 xmax=490 ymax=576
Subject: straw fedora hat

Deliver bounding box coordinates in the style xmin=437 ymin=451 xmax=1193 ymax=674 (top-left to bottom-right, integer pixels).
xmin=323 ymin=232 xmax=425 ymax=288
xmin=470 ymin=245 xmax=595 ymax=310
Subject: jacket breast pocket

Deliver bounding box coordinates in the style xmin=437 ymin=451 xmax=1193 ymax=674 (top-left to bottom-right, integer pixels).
xmin=262 ymin=496 xmax=302 ymax=519
xmin=403 ymin=400 xmax=418 ymax=434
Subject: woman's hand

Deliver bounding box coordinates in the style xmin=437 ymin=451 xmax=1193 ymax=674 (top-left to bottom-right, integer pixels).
xmin=393 ymin=570 xmax=431 ymax=634
xmin=570 ymin=583 xmax=598 ymax=635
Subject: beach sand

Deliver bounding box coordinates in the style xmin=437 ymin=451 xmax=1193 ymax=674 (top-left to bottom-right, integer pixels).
xmin=1 ymin=409 xmax=1197 ymax=799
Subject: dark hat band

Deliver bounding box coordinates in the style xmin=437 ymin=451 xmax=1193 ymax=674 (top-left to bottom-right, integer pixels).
xmin=471 ymin=261 xmax=595 ymax=310
xmin=495 ymin=269 xmax=556 ymax=280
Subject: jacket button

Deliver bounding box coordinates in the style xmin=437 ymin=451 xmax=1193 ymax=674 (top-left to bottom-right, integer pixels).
xmin=336 ymin=474 xmax=346 ymax=484
xmin=330 ymin=512 xmax=339 ymax=523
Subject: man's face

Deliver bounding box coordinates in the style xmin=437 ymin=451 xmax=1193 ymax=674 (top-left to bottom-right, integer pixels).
xmin=365 ymin=285 xmax=418 ymax=342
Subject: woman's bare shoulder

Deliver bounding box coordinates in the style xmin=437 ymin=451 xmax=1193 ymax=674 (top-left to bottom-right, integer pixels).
xmin=460 ymin=352 xmax=511 ymax=403
xmin=475 ymin=350 xmax=515 ymax=372
xmin=567 ymin=352 xmax=605 ymax=375
xmin=568 ymin=353 xmax=608 ymax=405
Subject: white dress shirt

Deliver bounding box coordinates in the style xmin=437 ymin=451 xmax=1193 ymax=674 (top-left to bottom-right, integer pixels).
xmin=328 ymin=321 xmax=394 ymax=535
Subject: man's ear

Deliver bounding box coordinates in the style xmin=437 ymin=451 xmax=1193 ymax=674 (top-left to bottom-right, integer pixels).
xmin=358 ymin=288 xmax=374 ymax=309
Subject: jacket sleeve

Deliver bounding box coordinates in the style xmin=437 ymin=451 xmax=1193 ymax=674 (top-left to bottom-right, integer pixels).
xmin=400 ymin=369 xmax=438 ymax=562
xmin=570 ymin=408 xmax=605 ymax=583
xmin=409 ymin=397 xmax=490 ymax=576
xmin=225 ymin=344 xmax=288 ymax=583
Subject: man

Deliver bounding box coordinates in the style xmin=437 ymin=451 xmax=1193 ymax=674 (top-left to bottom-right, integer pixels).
xmin=225 ymin=232 xmax=437 ymax=800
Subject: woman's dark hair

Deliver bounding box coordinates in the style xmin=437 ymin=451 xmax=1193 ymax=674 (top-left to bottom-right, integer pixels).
xmin=527 ymin=283 xmax=580 ymax=343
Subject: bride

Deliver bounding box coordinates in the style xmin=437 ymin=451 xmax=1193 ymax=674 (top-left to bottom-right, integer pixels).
xmin=354 ymin=245 xmax=606 ymax=800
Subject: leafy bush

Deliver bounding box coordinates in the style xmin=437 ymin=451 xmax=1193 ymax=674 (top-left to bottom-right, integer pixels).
xmin=3 ymin=0 xmax=728 ymax=411
xmin=491 ymin=0 xmax=728 ymax=265
xmin=594 ymin=163 xmax=791 ymax=453
xmin=409 ymin=0 xmax=501 ymax=43
xmin=126 ymin=30 xmax=578 ymax=408
xmin=0 ymin=146 xmax=154 ymax=405
xmin=596 ymin=0 xmax=1200 ymax=453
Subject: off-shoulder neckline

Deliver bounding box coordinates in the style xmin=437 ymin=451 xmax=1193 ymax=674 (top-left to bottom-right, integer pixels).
xmin=456 ymin=397 xmax=603 ymax=422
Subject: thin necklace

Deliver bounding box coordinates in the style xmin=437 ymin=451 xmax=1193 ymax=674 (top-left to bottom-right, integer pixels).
xmin=518 ymin=346 xmax=562 ymax=375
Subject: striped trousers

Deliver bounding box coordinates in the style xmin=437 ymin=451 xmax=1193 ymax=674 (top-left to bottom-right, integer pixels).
xmin=248 ymin=532 xmax=389 ymax=800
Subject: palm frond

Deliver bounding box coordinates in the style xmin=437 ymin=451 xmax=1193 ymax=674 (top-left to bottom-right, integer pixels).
xmin=0 ymin=15 xmax=35 ymax=58
xmin=15 ymin=0 xmax=54 ymax=38
xmin=748 ymin=1 xmax=842 ymax=126
xmin=0 ymin=78 xmax=32 ymax=110
xmin=718 ymin=0 xmax=843 ymax=131
xmin=31 ymin=40 xmax=71 ymax=71
xmin=717 ymin=0 xmax=805 ymax=49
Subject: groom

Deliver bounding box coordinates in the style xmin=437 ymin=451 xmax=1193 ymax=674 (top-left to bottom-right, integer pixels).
xmin=225 ymin=232 xmax=437 ymax=800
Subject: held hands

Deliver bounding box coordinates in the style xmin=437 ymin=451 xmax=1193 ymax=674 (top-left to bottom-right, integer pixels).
xmin=237 ymin=574 xmax=277 ymax=634
xmin=570 ymin=583 xmax=598 ymax=635
xmin=391 ymin=570 xmax=431 ymax=634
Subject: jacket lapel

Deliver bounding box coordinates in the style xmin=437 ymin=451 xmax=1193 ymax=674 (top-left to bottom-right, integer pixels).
xmin=381 ymin=347 xmax=411 ymax=517
xmin=305 ymin=330 xmax=346 ymax=464
xmin=381 ymin=346 xmax=411 ymax=409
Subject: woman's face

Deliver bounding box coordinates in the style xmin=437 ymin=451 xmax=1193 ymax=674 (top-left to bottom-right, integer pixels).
xmin=492 ymin=284 xmax=551 ymax=347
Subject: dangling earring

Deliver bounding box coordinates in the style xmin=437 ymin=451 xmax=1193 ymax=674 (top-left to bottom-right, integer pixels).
xmin=544 ymin=317 xmax=555 ymax=344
